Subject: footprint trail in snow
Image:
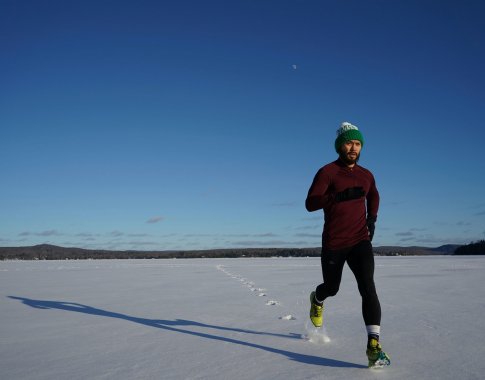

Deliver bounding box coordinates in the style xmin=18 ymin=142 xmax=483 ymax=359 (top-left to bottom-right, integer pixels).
xmin=216 ymin=264 xmax=332 ymax=344
xmin=216 ymin=265 xmax=290 ymax=320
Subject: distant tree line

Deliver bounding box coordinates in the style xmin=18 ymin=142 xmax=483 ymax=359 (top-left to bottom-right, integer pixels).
xmin=454 ymin=240 xmax=485 ymax=255
xmin=0 ymin=245 xmax=322 ymax=260
xmin=0 ymin=243 xmax=469 ymax=260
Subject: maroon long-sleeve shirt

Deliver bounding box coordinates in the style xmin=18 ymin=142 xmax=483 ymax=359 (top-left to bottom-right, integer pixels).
xmin=306 ymin=159 xmax=379 ymax=250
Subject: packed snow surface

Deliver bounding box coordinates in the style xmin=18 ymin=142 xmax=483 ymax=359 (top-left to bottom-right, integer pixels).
xmin=1 ymin=256 xmax=484 ymax=379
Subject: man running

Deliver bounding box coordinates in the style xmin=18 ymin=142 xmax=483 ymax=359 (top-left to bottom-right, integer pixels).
xmin=305 ymin=121 xmax=390 ymax=368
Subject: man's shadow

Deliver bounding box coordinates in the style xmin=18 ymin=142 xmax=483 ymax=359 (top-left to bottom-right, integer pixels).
xmin=8 ymin=296 xmax=366 ymax=369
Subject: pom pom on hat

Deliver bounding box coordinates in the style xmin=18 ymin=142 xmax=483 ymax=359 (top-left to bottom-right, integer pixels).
xmin=334 ymin=121 xmax=364 ymax=152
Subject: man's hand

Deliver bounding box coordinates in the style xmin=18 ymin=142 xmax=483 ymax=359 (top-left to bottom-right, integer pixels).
xmin=367 ymin=216 xmax=377 ymax=241
xmin=335 ymin=186 xmax=365 ymax=202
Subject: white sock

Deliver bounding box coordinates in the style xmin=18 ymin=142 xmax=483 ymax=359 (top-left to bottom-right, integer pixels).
xmin=366 ymin=325 xmax=380 ymax=339
xmin=314 ymin=294 xmax=323 ymax=304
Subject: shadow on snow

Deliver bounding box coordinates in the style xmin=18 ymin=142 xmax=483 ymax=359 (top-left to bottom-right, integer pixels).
xmin=8 ymin=295 xmax=366 ymax=369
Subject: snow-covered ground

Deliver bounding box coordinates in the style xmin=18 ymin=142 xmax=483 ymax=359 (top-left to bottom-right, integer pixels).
xmin=1 ymin=256 xmax=484 ymax=380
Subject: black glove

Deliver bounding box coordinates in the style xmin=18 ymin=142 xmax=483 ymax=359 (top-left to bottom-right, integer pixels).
xmin=335 ymin=186 xmax=365 ymax=202
xmin=367 ymin=216 xmax=376 ymax=241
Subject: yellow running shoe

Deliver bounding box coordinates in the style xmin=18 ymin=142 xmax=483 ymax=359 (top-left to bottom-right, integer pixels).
xmin=366 ymin=338 xmax=391 ymax=368
xmin=309 ymin=291 xmax=323 ymax=327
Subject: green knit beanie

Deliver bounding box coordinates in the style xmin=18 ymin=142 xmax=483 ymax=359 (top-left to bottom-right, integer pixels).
xmin=334 ymin=122 xmax=364 ymax=152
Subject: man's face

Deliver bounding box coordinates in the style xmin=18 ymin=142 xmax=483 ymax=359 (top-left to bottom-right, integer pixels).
xmin=338 ymin=139 xmax=362 ymax=165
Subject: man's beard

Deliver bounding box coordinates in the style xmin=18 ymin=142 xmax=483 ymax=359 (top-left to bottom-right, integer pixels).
xmin=339 ymin=151 xmax=360 ymax=165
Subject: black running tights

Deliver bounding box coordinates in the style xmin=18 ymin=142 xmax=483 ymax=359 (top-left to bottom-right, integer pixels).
xmin=315 ymin=240 xmax=381 ymax=326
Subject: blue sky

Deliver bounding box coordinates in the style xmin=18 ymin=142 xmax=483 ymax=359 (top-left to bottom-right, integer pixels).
xmin=1 ymin=0 xmax=484 ymax=251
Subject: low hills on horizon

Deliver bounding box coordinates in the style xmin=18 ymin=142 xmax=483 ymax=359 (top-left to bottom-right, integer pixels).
xmin=0 ymin=243 xmax=470 ymax=260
